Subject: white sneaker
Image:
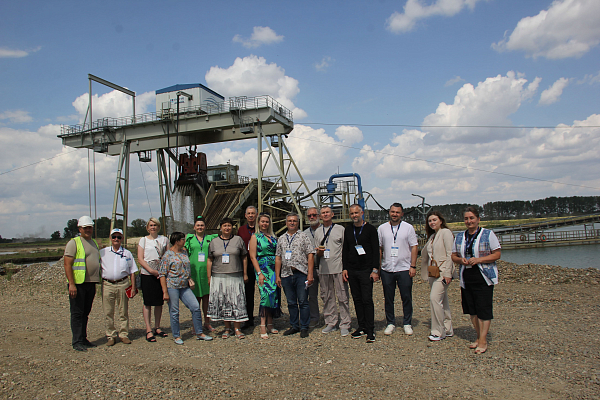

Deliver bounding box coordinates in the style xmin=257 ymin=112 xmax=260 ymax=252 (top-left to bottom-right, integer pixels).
xmin=384 ymin=324 xmax=395 ymax=335
xmin=403 ymin=325 xmax=413 ymax=335
xmin=321 ymin=325 xmax=337 ymax=334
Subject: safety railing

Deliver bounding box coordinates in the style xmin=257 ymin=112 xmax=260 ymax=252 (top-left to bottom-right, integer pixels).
xmin=498 ymin=229 xmax=600 ymax=245
xmin=59 ymin=95 xmax=293 ymax=137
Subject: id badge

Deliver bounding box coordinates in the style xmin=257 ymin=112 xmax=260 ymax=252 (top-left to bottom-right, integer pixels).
xmin=355 ymin=245 xmax=366 ymax=255
xmin=285 ymin=250 xmax=292 ymax=260
xmin=222 ymin=253 xmax=230 ymax=264
xmin=198 ymin=253 xmax=206 ymax=263
xmin=324 ymin=249 xmax=330 ymax=259
xmin=391 ymin=247 xmax=399 ymax=257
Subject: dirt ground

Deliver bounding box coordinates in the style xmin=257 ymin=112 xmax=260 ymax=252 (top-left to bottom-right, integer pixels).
xmin=0 ymin=260 xmax=599 ymax=399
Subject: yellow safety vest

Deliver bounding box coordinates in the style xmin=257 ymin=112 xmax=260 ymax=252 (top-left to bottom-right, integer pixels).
xmin=72 ymin=236 xmax=100 ymax=284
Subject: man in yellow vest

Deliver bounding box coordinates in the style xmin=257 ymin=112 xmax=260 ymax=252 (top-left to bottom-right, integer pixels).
xmin=64 ymin=216 xmax=101 ymax=351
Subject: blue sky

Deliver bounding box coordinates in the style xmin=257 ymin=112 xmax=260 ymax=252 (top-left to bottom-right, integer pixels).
xmin=1 ymin=0 xmax=599 ymax=237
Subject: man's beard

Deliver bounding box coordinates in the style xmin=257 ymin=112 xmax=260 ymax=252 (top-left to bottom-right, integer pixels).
xmin=310 ymin=220 xmax=320 ymax=228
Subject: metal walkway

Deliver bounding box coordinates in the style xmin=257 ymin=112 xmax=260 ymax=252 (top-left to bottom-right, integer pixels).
xmin=492 ymin=214 xmax=600 ymax=235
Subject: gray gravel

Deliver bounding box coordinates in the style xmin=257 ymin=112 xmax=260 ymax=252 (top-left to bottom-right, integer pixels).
xmin=0 ymin=258 xmax=599 ymax=399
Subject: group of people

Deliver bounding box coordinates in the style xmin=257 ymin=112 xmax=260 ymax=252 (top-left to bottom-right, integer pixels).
xmin=64 ymin=204 xmax=500 ymax=354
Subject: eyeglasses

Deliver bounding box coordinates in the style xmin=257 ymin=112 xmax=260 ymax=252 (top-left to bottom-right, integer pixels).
xmin=111 ymin=235 xmax=122 ymax=240
xmin=307 ymin=213 xmax=318 ymax=217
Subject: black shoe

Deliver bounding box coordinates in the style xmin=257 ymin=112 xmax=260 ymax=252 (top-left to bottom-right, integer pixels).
xmin=283 ymin=327 xmax=300 ymax=336
xmin=351 ymin=329 xmax=366 ymax=339
xmin=73 ymin=343 xmax=88 ymax=352
xmin=366 ymin=333 xmax=376 ymax=343
xmin=82 ymin=340 xmax=96 ymax=348
xmin=300 ymin=329 xmax=309 ymax=338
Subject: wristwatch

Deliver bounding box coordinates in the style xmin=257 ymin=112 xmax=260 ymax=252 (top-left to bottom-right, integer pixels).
xmin=409 ymin=266 xmax=416 ymax=269
xmin=372 ymin=268 xmax=379 ymax=274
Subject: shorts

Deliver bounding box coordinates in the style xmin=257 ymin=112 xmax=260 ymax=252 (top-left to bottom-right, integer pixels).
xmin=461 ymin=282 xmax=494 ymax=320
xmin=141 ymin=274 xmax=164 ymax=307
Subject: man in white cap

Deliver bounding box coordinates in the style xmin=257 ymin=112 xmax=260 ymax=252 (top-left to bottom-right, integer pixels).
xmin=63 ymin=216 xmax=101 ymax=351
xmin=99 ymin=228 xmax=137 ymax=346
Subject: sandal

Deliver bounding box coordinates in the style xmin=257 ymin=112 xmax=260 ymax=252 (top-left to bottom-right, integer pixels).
xmin=468 ymin=342 xmax=478 ymax=349
xmin=222 ymin=329 xmax=232 ymax=339
xmin=475 ymin=346 xmax=487 ymax=355
xmin=146 ymin=332 xmax=157 ymax=342
xmin=203 ymin=324 xmax=216 ymax=333
xmin=267 ymin=324 xmax=279 ymax=334
xmin=235 ymin=328 xmax=246 ymax=339
xmin=260 ymin=325 xmax=269 ymax=339
xmin=154 ymin=329 xmax=168 ymax=338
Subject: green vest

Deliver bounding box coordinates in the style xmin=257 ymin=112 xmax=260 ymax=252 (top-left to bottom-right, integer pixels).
xmin=72 ymin=236 xmax=100 ymax=284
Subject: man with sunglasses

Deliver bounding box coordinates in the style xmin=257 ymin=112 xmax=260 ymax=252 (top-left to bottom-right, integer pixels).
xmin=303 ymin=207 xmax=321 ymax=328
xmin=99 ymin=228 xmax=138 ymax=346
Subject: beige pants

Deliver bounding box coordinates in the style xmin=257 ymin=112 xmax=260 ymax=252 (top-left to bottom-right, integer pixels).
xmin=429 ymin=277 xmax=453 ymax=338
xmin=320 ymin=273 xmax=351 ymax=330
xmin=102 ymin=279 xmax=130 ymax=339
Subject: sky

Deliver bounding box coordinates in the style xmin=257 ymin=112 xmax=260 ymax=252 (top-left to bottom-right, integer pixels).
xmin=1 ymin=0 xmax=600 ymax=238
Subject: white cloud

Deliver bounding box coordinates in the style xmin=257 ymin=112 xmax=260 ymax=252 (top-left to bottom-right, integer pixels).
xmin=0 ymin=110 xmax=33 ymax=124
xmin=205 ymin=55 xmax=307 ymax=119
xmin=72 ymin=90 xmax=155 ymax=122
xmin=0 ymin=46 xmax=41 ymax=58
xmin=577 ymin=70 xmax=600 ymax=84
xmin=386 ymin=0 xmax=483 ymax=33
xmin=315 ymin=56 xmax=333 ymax=72
xmin=492 ymin=0 xmax=600 ymax=59
xmin=232 ymin=26 xmax=284 ymax=48
xmin=444 ymin=76 xmax=464 ymax=87
xmin=539 ymin=77 xmax=570 ymax=105
xmin=422 ymin=71 xmax=540 ymax=143
xmin=335 ymin=126 xmax=363 ymax=145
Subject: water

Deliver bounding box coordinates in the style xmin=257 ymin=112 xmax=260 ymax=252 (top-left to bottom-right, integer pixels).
xmin=501 ymin=243 xmax=600 ymax=269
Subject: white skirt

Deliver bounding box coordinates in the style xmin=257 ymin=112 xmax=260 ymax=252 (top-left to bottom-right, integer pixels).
xmin=207 ymin=272 xmax=248 ymax=322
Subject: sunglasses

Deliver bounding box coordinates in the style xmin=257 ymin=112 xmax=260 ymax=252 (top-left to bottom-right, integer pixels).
xmin=111 ymin=235 xmax=123 ymax=240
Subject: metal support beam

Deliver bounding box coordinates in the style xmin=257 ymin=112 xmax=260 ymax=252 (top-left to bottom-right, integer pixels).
xmin=111 ymin=141 xmax=130 ymax=244
xmin=157 ymin=149 xmax=174 ymax=236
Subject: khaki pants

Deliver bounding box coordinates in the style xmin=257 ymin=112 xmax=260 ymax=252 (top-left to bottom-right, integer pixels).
xmin=320 ymin=273 xmax=351 ymax=330
xmin=429 ymin=277 xmax=453 ymax=338
xmin=102 ymin=279 xmax=130 ymax=339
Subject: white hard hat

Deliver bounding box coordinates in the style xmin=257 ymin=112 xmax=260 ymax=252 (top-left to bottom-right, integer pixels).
xmin=110 ymin=228 xmax=124 ymax=236
xmin=78 ymin=216 xmax=94 ymax=227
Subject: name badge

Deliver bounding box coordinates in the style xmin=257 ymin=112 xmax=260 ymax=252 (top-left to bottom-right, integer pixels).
xmin=391 ymin=247 xmax=399 ymax=257
xmin=324 ymin=249 xmax=330 ymax=259
xmin=355 ymin=245 xmax=366 ymax=255
xmin=285 ymin=250 xmax=292 ymax=260
xmin=198 ymin=253 xmax=206 ymax=263
xmin=222 ymin=253 xmax=230 ymax=264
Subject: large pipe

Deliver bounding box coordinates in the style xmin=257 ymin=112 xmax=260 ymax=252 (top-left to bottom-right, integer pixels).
xmin=327 ymin=173 xmax=365 ymax=210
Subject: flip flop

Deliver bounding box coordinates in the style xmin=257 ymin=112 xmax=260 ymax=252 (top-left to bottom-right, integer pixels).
xmin=468 ymin=342 xmax=478 ymax=349
xmin=146 ymin=332 xmax=157 ymax=342
xmin=475 ymin=347 xmax=487 ymax=354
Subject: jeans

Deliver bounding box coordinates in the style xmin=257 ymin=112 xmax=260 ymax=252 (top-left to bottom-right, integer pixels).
xmin=381 ymin=270 xmax=413 ymax=326
xmin=167 ymin=287 xmax=203 ymax=339
xmin=281 ymin=270 xmax=310 ymax=330
xmin=69 ymin=282 xmax=96 ymax=345
xmin=347 ymin=269 xmax=374 ymax=334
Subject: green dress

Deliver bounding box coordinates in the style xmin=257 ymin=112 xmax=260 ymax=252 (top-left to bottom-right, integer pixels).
xmin=255 ymin=233 xmax=281 ymax=317
xmin=184 ymin=233 xmax=217 ymax=297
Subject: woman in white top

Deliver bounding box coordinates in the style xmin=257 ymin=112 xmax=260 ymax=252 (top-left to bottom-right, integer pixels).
xmin=420 ymin=211 xmax=457 ymax=342
xmin=137 ymin=217 xmax=169 ymax=342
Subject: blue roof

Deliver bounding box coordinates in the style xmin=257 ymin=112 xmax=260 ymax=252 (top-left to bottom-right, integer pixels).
xmin=155 ymin=83 xmax=224 ymax=99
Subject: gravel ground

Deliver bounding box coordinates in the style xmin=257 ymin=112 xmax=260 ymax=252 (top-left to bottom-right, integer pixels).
xmin=0 ymin=259 xmax=599 ymax=399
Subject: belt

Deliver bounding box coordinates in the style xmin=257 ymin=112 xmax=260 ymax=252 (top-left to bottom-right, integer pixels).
xmin=103 ymin=276 xmax=129 ymax=284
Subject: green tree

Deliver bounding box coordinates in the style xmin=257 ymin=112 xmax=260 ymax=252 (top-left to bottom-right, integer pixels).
xmin=130 ymin=218 xmax=147 ymax=237
xmin=95 ymin=216 xmax=111 ymax=238
xmin=50 ymin=231 xmax=61 ymax=240
xmin=63 ymin=219 xmax=79 ymax=239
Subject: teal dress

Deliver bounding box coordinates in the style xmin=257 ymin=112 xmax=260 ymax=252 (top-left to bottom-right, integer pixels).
xmin=255 ymin=233 xmax=281 ymax=317
xmin=184 ymin=233 xmax=217 ymax=297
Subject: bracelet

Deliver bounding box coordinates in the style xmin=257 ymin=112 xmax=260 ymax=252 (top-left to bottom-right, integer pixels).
xmin=409 ymin=266 xmax=416 ymax=269
xmin=372 ymin=269 xmax=379 ymax=274
xmin=257 ymin=271 xmax=263 ymax=276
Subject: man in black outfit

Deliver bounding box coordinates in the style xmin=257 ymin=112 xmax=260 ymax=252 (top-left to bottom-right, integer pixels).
xmin=237 ymin=206 xmax=257 ymax=329
xmin=342 ymin=204 xmax=380 ymax=343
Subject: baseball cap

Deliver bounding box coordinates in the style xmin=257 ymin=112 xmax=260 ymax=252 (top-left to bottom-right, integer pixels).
xmin=110 ymin=228 xmax=124 ymax=236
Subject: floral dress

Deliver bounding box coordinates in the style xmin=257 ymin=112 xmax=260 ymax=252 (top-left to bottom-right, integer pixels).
xmin=255 ymin=233 xmax=281 ymax=317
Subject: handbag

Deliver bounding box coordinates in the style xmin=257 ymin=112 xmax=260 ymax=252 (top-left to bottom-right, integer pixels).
xmin=428 ymin=259 xmax=440 ymax=278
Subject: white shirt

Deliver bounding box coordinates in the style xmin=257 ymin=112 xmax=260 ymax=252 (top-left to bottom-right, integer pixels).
xmin=138 ymin=235 xmax=168 ymax=275
xmin=99 ymin=246 xmax=137 ymax=281
xmin=378 ymin=221 xmax=418 ymax=272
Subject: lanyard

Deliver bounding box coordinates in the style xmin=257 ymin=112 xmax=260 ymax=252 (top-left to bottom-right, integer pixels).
xmin=390 ymin=222 xmax=400 ymax=244
xmin=321 ymin=224 xmax=334 ymax=246
xmin=353 ymin=222 xmax=365 ymax=245
xmin=195 ymin=234 xmax=205 ymax=250
xmin=309 ymin=228 xmax=315 ymax=238
xmin=220 ymin=236 xmax=231 ymax=252
xmin=111 ymin=247 xmax=125 ymax=258
xmin=286 ymin=232 xmax=297 ymax=248
xmin=465 ymin=228 xmax=480 ymax=257
xmin=247 ymin=224 xmax=255 ymax=234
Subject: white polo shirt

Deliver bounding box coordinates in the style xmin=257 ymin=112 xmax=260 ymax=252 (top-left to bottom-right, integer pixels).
xmin=99 ymin=246 xmax=137 ymax=281
xmin=378 ymin=221 xmax=418 ymax=272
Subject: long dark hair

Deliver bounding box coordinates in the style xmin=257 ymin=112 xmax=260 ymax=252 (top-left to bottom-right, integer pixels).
xmin=425 ymin=211 xmax=449 ymax=238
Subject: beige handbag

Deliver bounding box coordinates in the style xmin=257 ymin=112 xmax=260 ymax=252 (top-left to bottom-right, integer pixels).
xmin=428 ymin=259 xmax=440 ymax=279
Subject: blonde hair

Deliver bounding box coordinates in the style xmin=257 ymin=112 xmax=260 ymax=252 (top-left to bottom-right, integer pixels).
xmin=258 ymin=213 xmax=275 ymax=237
xmin=146 ymin=217 xmax=161 ymax=230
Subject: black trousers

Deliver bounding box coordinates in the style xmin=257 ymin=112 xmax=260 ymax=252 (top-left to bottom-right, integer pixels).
xmin=347 ymin=269 xmax=374 ymax=334
xmin=69 ymin=282 xmax=96 ymax=345
xmin=245 ymin=267 xmax=256 ymax=321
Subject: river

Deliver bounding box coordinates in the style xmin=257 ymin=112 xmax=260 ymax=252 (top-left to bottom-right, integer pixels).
xmin=501 ymin=243 xmax=600 ymax=270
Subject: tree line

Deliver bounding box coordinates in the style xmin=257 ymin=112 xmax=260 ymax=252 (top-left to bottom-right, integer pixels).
xmin=53 ymin=217 xmax=150 ymax=240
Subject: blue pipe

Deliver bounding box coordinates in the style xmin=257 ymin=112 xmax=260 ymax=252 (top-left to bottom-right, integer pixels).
xmin=327 ymin=173 xmax=365 ymax=210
